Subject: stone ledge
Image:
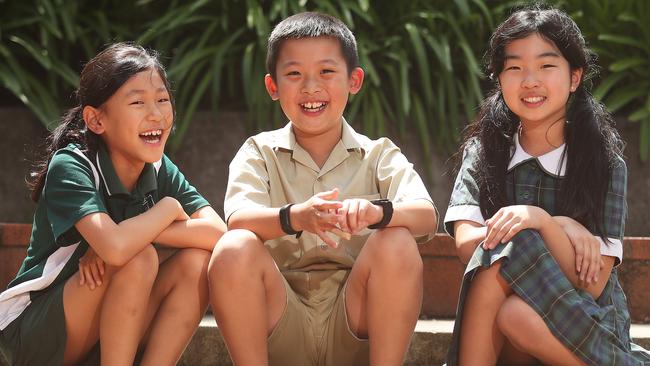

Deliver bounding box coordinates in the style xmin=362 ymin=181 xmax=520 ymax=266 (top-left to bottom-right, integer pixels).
xmin=177 ymin=317 xmax=650 ymax=366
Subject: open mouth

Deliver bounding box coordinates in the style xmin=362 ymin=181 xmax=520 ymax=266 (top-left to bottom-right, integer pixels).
xmin=300 ymin=101 xmax=328 ymax=113
xmin=521 ymin=96 xmax=546 ymax=105
xmin=139 ymin=129 xmax=162 ymax=144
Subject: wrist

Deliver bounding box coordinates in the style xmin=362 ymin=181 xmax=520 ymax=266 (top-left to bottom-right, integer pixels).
xmin=368 ymin=199 xmax=393 ymax=229
xmin=280 ymin=203 xmax=302 ymax=237
xmin=535 ymin=207 xmax=552 ymax=230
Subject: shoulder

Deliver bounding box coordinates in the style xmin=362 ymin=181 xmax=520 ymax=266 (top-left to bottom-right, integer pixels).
xmin=48 ymin=144 xmax=95 ymax=178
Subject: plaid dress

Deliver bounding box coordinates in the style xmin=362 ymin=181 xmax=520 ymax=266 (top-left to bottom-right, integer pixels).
xmin=444 ymin=138 xmax=650 ymax=366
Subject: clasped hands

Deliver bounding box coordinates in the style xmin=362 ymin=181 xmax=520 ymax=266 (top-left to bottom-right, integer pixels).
xmin=290 ymin=188 xmax=383 ymax=249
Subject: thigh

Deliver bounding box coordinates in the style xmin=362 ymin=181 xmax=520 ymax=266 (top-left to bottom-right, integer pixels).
xmin=62 ymin=269 xmax=115 ymax=365
xmin=498 ymin=339 xmax=542 ymax=366
xmin=267 ymin=275 xmax=315 ymax=366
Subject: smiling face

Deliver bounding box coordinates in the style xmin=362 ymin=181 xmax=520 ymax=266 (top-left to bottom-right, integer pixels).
xmin=85 ymin=69 xmax=173 ymax=167
xmin=499 ymin=33 xmax=582 ymax=128
xmin=264 ymin=36 xmax=363 ymax=138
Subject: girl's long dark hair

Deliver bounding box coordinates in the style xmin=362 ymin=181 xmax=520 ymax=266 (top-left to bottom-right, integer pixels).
xmin=29 ymin=43 xmax=174 ymax=202
xmin=457 ymin=6 xmax=623 ymax=239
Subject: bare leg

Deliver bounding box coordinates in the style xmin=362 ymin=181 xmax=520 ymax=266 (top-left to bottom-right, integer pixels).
xmin=207 ymin=229 xmax=286 ymax=366
xmin=345 ymin=227 xmax=423 ymax=366
xmin=497 ymin=295 xmax=585 ymax=366
xmin=459 ymin=261 xmax=512 ymax=366
xmin=62 ymin=245 xmax=159 ymax=366
xmin=139 ymin=248 xmax=212 ymax=365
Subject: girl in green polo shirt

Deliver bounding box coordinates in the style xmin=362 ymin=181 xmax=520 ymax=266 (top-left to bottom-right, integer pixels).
xmin=443 ymin=6 xmax=650 ymax=366
xmin=0 ymin=43 xmax=226 ymax=365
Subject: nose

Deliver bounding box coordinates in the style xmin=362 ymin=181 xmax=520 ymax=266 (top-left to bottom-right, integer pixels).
xmin=301 ymin=74 xmax=322 ymax=95
xmin=521 ymin=70 xmax=541 ymax=89
xmin=146 ymin=101 xmax=164 ymax=122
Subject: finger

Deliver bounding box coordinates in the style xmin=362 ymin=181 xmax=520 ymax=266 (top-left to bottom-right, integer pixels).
xmin=590 ymin=243 xmax=601 ymax=283
xmin=573 ymin=241 xmax=584 ymax=273
xmin=79 ymin=265 xmax=86 ymax=286
xmin=317 ymin=230 xmax=338 ymax=249
xmin=314 ymin=200 xmax=343 ymax=211
xmin=499 ymin=221 xmax=523 ymax=247
xmin=580 ymin=241 xmax=591 ymax=282
xmin=84 ymin=267 xmax=95 ymax=290
xmin=337 ymin=201 xmax=351 ymax=233
xmin=316 ymin=188 xmax=339 ymax=201
xmin=331 ymin=227 xmax=352 ymax=240
xmin=491 ymin=219 xmax=517 ymax=247
xmin=348 ymin=200 xmax=361 ymax=233
xmin=98 ymin=259 xmax=105 ymax=276
xmin=485 ymin=212 xmax=512 ymax=247
xmin=90 ymin=263 xmax=102 ymax=286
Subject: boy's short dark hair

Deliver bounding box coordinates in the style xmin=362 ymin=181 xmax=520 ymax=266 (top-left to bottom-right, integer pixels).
xmin=266 ymin=12 xmax=359 ymax=80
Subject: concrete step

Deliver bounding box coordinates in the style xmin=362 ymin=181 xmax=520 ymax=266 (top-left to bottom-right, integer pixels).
xmin=2 ymin=317 xmax=649 ymax=365
xmin=178 ymin=317 xmax=650 ymax=366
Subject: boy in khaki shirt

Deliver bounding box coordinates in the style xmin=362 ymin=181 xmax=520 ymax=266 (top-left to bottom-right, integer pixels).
xmin=208 ymin=12 xmax=437 ymax=366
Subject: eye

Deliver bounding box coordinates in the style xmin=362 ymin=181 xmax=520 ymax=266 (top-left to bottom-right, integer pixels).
xmin=504 ymin=66 xmax=520 ymax=71
xmin=129 ymin=100 xmax=144 ymax=105
xmin=542 ymin=64 xmax=557 ymax=69
xmin=321 ymin=69 xmax=335 ymax=74
xmin=158 ymin=97 xmax=170 ymax=103
xmin=286 ymin=71 xmax=300 ymax=76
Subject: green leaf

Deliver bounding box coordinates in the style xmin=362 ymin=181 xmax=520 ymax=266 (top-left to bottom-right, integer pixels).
xmin=604 ymin=86 xmax=646 ymax=113
xmin=609 ymin=57 xmax=647 ymax=72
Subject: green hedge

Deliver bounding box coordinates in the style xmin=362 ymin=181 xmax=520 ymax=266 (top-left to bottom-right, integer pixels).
xmin=1 ymin=0 xmax=648 ymax=162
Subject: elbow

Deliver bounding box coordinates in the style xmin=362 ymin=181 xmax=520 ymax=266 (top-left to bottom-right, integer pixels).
xmin=100 ymin=237 xmax=133 ymax=267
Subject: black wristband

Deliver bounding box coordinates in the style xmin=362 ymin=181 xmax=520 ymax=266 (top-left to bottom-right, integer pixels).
xmin=368 ymin=199 xmax=393 ymax=229
xmin=279 ymin=203 xmax=302 ymax=238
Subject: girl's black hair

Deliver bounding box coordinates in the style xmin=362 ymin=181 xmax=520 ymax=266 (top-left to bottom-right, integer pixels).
xmin=28 ymin=43 xmax=174 ymax=202
xmin=457 ymin=5 xmax=623 ymax=240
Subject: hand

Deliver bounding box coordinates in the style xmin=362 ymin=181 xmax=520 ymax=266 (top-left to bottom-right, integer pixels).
xmin=292 ymin=189 xmax=344 ymax=248
xmin=159 ymin=196 xmax=189 ymax=221
xmin=483 ymin=205 xmax=549 ymax=250
xmin=78 ymin=247 xmax=105 ymax=290
xmin=555 ymin=216 xmax=603 ymax=284
xmin=337 ymin=198 xmax=383 ymax=235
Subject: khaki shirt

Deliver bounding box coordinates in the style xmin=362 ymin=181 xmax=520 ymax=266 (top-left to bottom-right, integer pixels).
xmin=225 ymin=120 xmax=435 ymax=272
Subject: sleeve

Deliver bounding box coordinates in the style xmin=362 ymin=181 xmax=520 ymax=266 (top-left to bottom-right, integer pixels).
xmin=44 ymin=150 xmax=107 ymax=246
xmin=375 ymin=138 xmax=437 ymax=242
xmin=158 ymin=155 xmax=210 ymax=216
xmin=593 ymin=156 xmax=626 ymax=265
xmin=443 ymin=140 xmax=485 ymax=237
xmin=223 ymin=138 xmax=271 ymax=223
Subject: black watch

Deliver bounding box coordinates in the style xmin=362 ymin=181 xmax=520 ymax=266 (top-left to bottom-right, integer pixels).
xmin=279 ymin=203 xmax=302 ymax=238
xmin=368 ymin=199 xmax=393 ymax=229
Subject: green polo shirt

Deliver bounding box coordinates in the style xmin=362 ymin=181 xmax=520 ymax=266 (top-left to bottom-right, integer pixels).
xmin=0 ymin=143 xmax=209 ymax=330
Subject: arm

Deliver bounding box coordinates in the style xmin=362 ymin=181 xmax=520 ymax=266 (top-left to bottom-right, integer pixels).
xmin=153 ymin=206 xmax=226 ymax=250
xmin=483 ymin=205 xmax=614 ymax=298
xmin=387 ymin=200 xmax=437 ymax=236
xmin=76 ymin=196 xmax=187 ymax=267
xmin=228 ymin=189 xmax=343 ymax=246
xmin=453 ymin=220 xmax=487 ymax=264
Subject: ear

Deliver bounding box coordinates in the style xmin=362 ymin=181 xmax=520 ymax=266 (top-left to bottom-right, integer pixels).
xmin=83 ymin=106 xmax=105 ymax=134
xmin=348 ymin=67 xmax=364 ymax=95
xmin=264 ymin=74 xmax=280 ymax=100
xmin=570 ymin=67 xmax=583 ymax=92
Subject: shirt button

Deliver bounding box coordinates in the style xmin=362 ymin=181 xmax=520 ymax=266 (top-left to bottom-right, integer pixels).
xmin=320 ymin=244 xmax=328 ymax=250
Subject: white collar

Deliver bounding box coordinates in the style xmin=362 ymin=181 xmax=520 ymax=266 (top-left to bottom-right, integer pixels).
xmin=508 ymin=133 xmax=567 ymax=177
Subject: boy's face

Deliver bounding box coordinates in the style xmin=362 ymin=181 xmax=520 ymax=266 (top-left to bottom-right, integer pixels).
xmin=265 ymin=36 xmax=363 ymax=137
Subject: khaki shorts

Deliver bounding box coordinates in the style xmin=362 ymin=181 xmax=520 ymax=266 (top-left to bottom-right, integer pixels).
xmin=268 ymin=269 xmax=369 ymax=366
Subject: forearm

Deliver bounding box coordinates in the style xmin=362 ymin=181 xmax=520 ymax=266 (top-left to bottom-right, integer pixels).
xmin=454 ymin=223 xmax=487 ymax=264
xmin=155 ymin=217 xmax=226 ymax=250
xmin=537 ymin=214 xmax=611 ymax=298
xmin=78 ymin=197 xmax=181 ymax=266
xmin=228 ymin=208 xmax=286 ymax=242
xmin=387 ymin=200 xmax=437 ymax=236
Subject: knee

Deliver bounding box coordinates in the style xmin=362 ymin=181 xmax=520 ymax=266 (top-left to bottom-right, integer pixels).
xmin=366 ymin=227 xmax=422 ymax=274
xmin=174 ymin=248 xmax=211 ymax=283
xmin=208 ymin=229 xmax=265 ymax=279
xmin=117 ymin=244 xmax=159 ymax=285
xmin=497 ymin=296 xmax=545 ymax=352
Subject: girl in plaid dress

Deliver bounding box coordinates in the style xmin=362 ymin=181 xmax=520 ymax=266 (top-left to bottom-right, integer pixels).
xmin=444 ymin=6 xmax=650 ymax=366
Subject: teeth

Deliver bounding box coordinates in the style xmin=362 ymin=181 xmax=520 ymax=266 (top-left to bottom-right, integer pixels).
xmin=140 ymin=129 xmax=162 ymax=136
xmin=523 ymin=96 xmax=545 ymax=103
xmin=302 ymin=102 xmax=326 ymax=109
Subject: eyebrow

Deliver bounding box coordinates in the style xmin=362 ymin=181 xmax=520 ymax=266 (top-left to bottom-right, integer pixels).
xmin=504 ymin=51 xmax=561 ymax=60
xmin=280 ymin=58 xmax=340 ymax=68
xmin=124 ymin=87 xmax=168 ymax=97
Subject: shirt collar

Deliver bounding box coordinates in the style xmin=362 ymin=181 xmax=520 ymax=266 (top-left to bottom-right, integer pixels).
xmin=96 ymin=143 xmax=158 ymax=197
xmin=508 ymin=133 xmax=567 ymax=177
xmin=273 ymin=118 xmax=365 ymax=152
